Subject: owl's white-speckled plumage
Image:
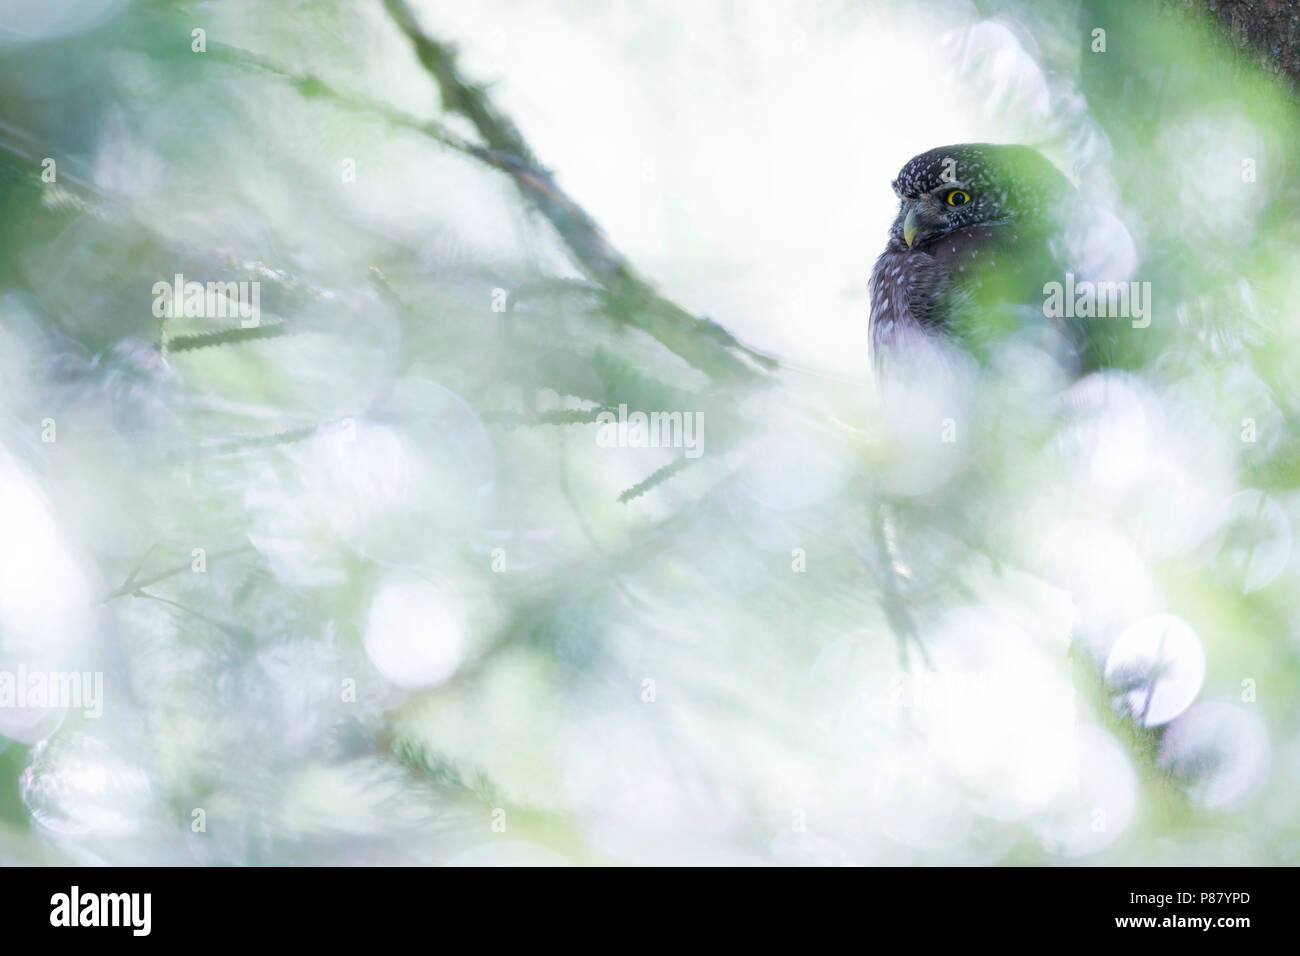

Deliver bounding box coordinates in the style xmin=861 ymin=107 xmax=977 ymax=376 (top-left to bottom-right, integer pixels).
xmin=869 ymin=144 xmax=1072 ymax=377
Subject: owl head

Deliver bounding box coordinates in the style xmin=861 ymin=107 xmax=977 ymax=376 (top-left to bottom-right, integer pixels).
xmin=887 ymin=143 xmax=1071 ymax=251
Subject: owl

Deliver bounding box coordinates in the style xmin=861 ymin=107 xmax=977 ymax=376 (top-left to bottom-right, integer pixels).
xmin=868 ymin=143 xmax=1076 ymax=377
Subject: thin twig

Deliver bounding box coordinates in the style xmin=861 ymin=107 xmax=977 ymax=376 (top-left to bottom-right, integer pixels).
xmin=101 ymin=545 xmax=253 ymax=603
xmin=380 ymin=0 xmax=777 ymax=382
xmin=166 ymin=323 xmax=294 ymax=353
xmin=207 ymin=42 xmax=475 ymax=156
xmin=133 ymin=590 xmax=256 ymax=641
xmin=871 ymin=500 xmax=932 ymax=671
xmin=617 ymin=456 xmax=694 ymax=503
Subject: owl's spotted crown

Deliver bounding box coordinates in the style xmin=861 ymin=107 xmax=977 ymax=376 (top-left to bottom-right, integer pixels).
xmin=891 ymin=143 xmax=1069 ymax=223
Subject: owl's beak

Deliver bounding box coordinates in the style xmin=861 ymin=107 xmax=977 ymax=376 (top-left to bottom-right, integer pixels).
xmin=903 ymin=207 xmax=919 ymax=248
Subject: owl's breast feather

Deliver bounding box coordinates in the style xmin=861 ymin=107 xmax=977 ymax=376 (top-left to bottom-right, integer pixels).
xmin=870 ymin=224 xmax=1018 ymax=334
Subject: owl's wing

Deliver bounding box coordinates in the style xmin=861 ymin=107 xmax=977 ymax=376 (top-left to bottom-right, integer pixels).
xmin=929 ymin=222 xmax=1082 ymax=373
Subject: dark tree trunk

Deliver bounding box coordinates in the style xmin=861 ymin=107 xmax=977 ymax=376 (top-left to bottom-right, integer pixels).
xmin=1178 ymin=0 xmax=1300 ymax=86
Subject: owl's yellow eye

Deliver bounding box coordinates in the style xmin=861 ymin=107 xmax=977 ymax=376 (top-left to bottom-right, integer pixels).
xmin=945 ymin=190 xmax=971 ymax=206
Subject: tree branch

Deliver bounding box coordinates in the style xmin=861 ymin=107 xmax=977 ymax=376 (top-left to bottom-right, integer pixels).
xmin=380 ymin=0 xmax=777 ymax=383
